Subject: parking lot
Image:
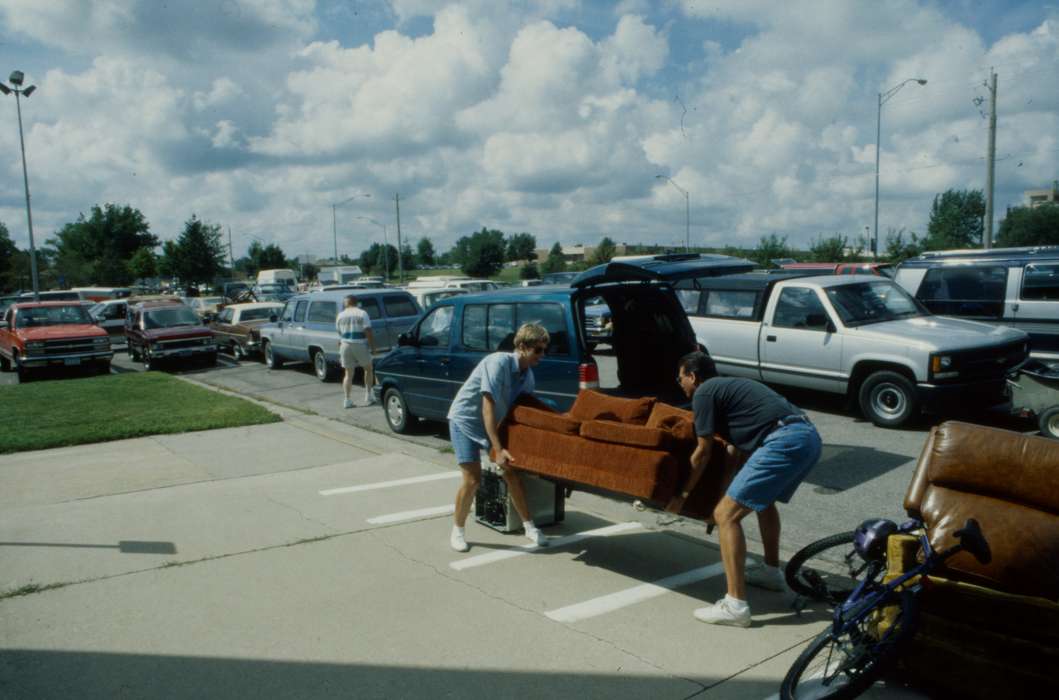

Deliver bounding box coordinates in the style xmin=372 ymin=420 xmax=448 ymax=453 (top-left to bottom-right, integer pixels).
xmin=1 ymin=346 xmax=1036 ymax=698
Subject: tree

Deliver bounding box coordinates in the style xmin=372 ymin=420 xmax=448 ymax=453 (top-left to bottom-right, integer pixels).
xmin=400 ymin=244 xmax=417 ymax=273
xmin=924 ymin=189 xmax=984 ymax=250
xmin=996 ymin=204 xmax=1059 ymax=247
xmin=808 ymin=234 xmax=848 ymax=262
xmin=589 ymin=236 xmax=617 ymax=265
xmin=128 ymin=248 xmax=158 ymax=285
xmin=416 ymin=237 xmax=436 ymax=267
xmin=505 ymin=232 xmax=537 ymax=263
xmin=358 ymin=242 xmax=399 ymax=277
xmin=48 ymin=203 xmax=158 ymax=286
xmin=162 ymin=216 xmax=226 ymax=288
xmin=884 ymin=228 xmax=922 ymax=262
xmin=519 ymin=262 xmax=540 ymax=280
xmin=0 ymin=222 xmax=18 ymax=292
xmin=300 ymin=261 xmax=320 ymax=282
xmin=541 ymin=242 xmax=566 ymax=274
xmin=452 ymin=228 xmax=506 ymax=278
xmin=751 ymin=234 xmax=791 ymax=267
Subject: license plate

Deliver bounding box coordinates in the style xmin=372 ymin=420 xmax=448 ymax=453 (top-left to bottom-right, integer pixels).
xmin=64 ymin=357 xmax=81 ymax=366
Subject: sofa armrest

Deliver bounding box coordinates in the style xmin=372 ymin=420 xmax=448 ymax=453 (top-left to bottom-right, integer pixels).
xmin=579 ymin=420 xmax=673 ymax=449
xmin=509 ymin=405 xmax=582 ymax=435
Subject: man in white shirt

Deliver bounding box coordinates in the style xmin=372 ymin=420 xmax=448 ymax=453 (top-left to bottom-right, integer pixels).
xmin=335 ymin=295 xmax=376 ymax=408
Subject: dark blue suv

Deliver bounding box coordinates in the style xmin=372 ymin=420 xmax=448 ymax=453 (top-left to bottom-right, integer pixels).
xmin=373 ymin=253 xmax=754 ymax=433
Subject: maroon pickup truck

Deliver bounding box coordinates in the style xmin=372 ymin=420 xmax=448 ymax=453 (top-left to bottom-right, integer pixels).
xmin=0 ymin=301 xmax=113 ymax=381
xmin=125 ymin=300 xmax=217 ymax=370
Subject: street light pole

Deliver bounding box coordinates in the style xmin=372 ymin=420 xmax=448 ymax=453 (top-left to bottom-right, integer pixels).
xmin=1 ymin=71 xmax=39 ymax=299
xmin=656 ymin=175 xmax=690 ymax=252
xmin=357 ymin=217 xmax=389 ymax=281
xmin=330 ymin=193 xmax=371 ymax=263
xmin=873 ymin=77 xmax=927 ymax=258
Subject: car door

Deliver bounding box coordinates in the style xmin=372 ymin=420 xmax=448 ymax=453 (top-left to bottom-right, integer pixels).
xmin=380 ymin=293 xmax=422 ymax=350
xmin=760 ymin=286 xmax=845 ymax=393
xmin=285 ymin=299 xmax=311 ymax=361
xmin=1013 ymin=262 xmax=1059 ymax=359
xmin=688 ymin=288 xmax=763 ymax=380
xmin=357 ymin=297 xmax=384 ymax=352
xmin=305 ymin=299 xmax=340 ymax=363
xmin=269 ymin=300 xmax=297 ymax=358
xmin=213 ymin=306 xmax=235 ymax=346
xmin=403 ymin=304 xmax=457 ymax=418
xmin=513 ymin=301 xmax=580 ymax=409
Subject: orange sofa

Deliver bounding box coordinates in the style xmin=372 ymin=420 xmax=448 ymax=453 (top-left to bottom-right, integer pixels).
xmin=496 ymin=390 xmax=744 ymax=520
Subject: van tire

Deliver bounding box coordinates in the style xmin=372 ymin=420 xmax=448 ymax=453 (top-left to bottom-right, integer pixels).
xmin=1038 ymin=406 xmax=1059 ymax=439
xmin=858 ymin=370 xmax=918 ymax=428
xmin=383 ymin=387 xmax=412 ymax=434
xmin=313 ymin=349 xmax=335 ymax=382
xmin=264 ymin=341 xmax=283 ymax=369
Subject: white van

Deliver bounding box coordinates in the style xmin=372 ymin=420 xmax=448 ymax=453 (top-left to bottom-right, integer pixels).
xmin=257 ymin=269 xmax=298 ymax=288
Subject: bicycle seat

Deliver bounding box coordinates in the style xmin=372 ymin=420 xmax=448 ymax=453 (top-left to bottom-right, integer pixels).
xmin=954 ymin=518 xmax=991 ymax=565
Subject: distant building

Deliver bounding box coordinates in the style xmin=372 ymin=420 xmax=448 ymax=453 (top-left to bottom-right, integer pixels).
xmin=534 ymin=243 xmax=628 ymax=264
xmin=1025 ymin=182 xmax=1059 ymax=208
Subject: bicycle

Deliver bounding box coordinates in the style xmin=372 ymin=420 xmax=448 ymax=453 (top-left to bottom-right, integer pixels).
xmin=780 ymin=517 xmax=990 ymax=699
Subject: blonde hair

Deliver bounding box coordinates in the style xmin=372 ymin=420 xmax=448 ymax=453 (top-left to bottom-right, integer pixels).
xmin=514 ymin=323 xmax=550 ymax=350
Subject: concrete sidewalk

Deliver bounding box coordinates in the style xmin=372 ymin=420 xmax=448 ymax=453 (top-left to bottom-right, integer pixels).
xmin=0 ymin=409 xmax=924 ymax=699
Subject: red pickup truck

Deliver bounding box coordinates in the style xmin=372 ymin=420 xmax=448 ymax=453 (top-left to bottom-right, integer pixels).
xmin=0 ymin=301 xmax=113 ymax=381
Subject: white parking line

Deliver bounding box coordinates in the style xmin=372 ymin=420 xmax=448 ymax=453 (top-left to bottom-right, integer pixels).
xmin=367 ymin=504 xmax=456 ymax=524
xmin=319 ymin=471 xmax=460 ymax=496
xmin=544 ymin=562 xmax=726 ymax=623
xmin=450 ymin=522 xmax=644 ymax=571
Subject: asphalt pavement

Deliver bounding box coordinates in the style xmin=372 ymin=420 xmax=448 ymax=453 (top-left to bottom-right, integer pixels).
xmin=1 ymin=347 xmax=1033 ymax=698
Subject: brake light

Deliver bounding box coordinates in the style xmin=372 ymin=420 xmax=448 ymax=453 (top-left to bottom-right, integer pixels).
xmin=579 ymin=361 xmax=599 ymax=389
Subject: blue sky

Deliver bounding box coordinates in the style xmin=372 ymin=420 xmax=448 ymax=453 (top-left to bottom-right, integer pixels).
xmin=0 ymin=0 xmax=1056 ymax=260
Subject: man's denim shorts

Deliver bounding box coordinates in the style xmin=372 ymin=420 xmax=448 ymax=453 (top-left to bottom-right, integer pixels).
xmin=727 ymin=421 xmax=822 ymax=511
xmin=449 ymin=420 xmax=487 ymax=465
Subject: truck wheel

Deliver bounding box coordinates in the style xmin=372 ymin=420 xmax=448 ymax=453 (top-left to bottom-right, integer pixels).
xmin=96 ymin=361 xmax=112 ymax=376
xmin=0 ymin=354 xmax=9 ymax=372
xmin=313 ymin=349 xmax=335 ymax=382
xmin=858 ymin=371 xmax=918 ymax=428
xmin=384 ymin=387 xmax=413 ymax=433
xmin=129 ymin=344 xmax=141 ymax=362
xmin=1038 ymin=407 xmax=1059 ymax=439
xmin=232 ymin=343 xmax=244 ymax=361
xmin=264 ymin=341 xmax=284 ymax=369
xmin=143 ymin=350 xmax=155 ymax=372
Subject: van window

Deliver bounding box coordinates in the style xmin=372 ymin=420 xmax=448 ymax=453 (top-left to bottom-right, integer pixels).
xmin=773 ymin=288 xmax=830 ymax=331
xmin=916 ymin=266 xmax=1006 ymax=318
xmin=418 ymin=306 xmax=453 ymax=347
xmin=489 ymin=304 xmax=516 ymax=350
xmin=359 ymin=298 xmax=382 ymax=320
xmin=462 ymin=304 xmax=487 ymax=351
xmin=1021 ymin=264 xmax=1059 ymax=301
xmin=676 ymin=289 xmax=701 ymax=314
xmin=704 ymin=290 xmax=758 ymax=319
xmin=293 ymin=300 xmax=309 ymax=322
xmin=517 ymin=302 xmax=569 ymax=355
xmin=307 ymin=301 xmax=337 ymax=323
xmin=383 ymin=295 xmax=418 ymax=318
xmin=281 ymin=301 xmax=296 ymax=322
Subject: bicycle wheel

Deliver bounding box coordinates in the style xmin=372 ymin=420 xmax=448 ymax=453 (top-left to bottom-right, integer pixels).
xmin=781 ymin=588 xmax=918 ymax=700
xmin=785 ymin=531 xmax=866 ymax=605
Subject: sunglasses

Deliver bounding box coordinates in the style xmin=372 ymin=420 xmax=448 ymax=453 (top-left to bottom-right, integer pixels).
xmin=531 ymin=345 xmax=548 ymax=355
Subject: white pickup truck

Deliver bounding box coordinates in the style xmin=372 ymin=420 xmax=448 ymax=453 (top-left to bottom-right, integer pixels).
xmin=678 ymin=272 xmax=1029 ymax=427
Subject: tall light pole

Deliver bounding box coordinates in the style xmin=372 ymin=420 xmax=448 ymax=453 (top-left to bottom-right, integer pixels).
xmin=331 ymin=192 xmax=371 ymax=263
xmin=656 ymin=175 xmax=690 ymax=252
xmin=356 ymin=216 xmax=389 ymax=280
xmin=874 ymin=77 xmax=927 ymax=258
xmin=1 ymin=70 xmax=40 ymax=299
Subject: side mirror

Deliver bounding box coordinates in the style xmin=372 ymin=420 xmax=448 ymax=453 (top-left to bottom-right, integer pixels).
xmin=805 ymin=313 xmax=829 ymax=330
xmin=397 ymin=332 xmax=416 ymax=347
xmin=419 ymin=335 xmax=439 ymax=347
xmin=826 ymin=320 xmax=837 ymax=334
xmin=269 ymin=314 xmax=278 ymax=323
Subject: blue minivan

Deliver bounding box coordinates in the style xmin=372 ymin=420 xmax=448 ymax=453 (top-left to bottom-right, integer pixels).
xmin=373 ymin=253 xmax=754 ymax=433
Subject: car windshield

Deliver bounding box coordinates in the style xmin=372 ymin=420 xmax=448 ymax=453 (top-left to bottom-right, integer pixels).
xmin=826 ymin=281 xmax=926 ymax=327
xmin=144 ymin=306 xmax=201 ymax=328
xmin=240 ymin=307 xmax=277 ymax=321
xmin=198 ymin=297 xmax=224 ymax=305
xmin=17 ymin=305 xmax=92 ymax=327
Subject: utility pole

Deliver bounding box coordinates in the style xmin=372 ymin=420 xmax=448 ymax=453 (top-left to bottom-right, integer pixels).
xmin=227 ymin=226 xmax=235 ymax=271
xmin=395 ymin=193 xmax=404 ymax=284
xmin=984 ymin=68 xmax=998 ymax=250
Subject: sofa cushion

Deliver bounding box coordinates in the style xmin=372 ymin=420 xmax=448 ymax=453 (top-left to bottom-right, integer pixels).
xmin=568 ymin=389 xmax=655 ymax=425
xmin=646 ymin=403 xmax=695 ymax=440
xmin=579 ymin=420 xmax=673 ymax=449
xmin=509 ymin=405 xmax=581 ymax=435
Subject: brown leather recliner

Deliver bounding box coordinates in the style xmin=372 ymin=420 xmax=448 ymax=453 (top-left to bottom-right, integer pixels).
xmin=893 ymin=421 xmax=1059 ymax=697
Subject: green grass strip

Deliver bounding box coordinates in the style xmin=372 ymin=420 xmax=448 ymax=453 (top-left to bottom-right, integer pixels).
xmin=2 ymin=372 xmax=280 ymax=454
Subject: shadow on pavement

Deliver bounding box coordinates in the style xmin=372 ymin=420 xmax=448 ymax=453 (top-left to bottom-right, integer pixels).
xmin=805 ymin=443 xmax=910 ymax=493
xmin=0 ymin=540 xmax=177 ymax=555
xmin=0 ymin=650 xmax=787 ymax=699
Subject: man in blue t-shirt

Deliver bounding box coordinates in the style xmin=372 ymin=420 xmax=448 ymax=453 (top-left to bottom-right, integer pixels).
xmin=676 ymin=351 xmax=822 ymax=627
xmin=446 ymin=323 xmax=552 ymax=552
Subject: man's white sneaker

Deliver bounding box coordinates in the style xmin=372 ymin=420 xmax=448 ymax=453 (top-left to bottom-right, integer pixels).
xmin=363 ymin=393 xmax=378 ymax=406
xmin=450 ymin=528 xmax=469 ymax=552
xmin=524 ymin=526 xmax=548 ymax=547
xmin=342 ymin=398 xmax=354 ymax=409
xmin=745 ymin=563 xmax=788 ymax=592
xmin=693 ymin=597 xmax=752 ymax=628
